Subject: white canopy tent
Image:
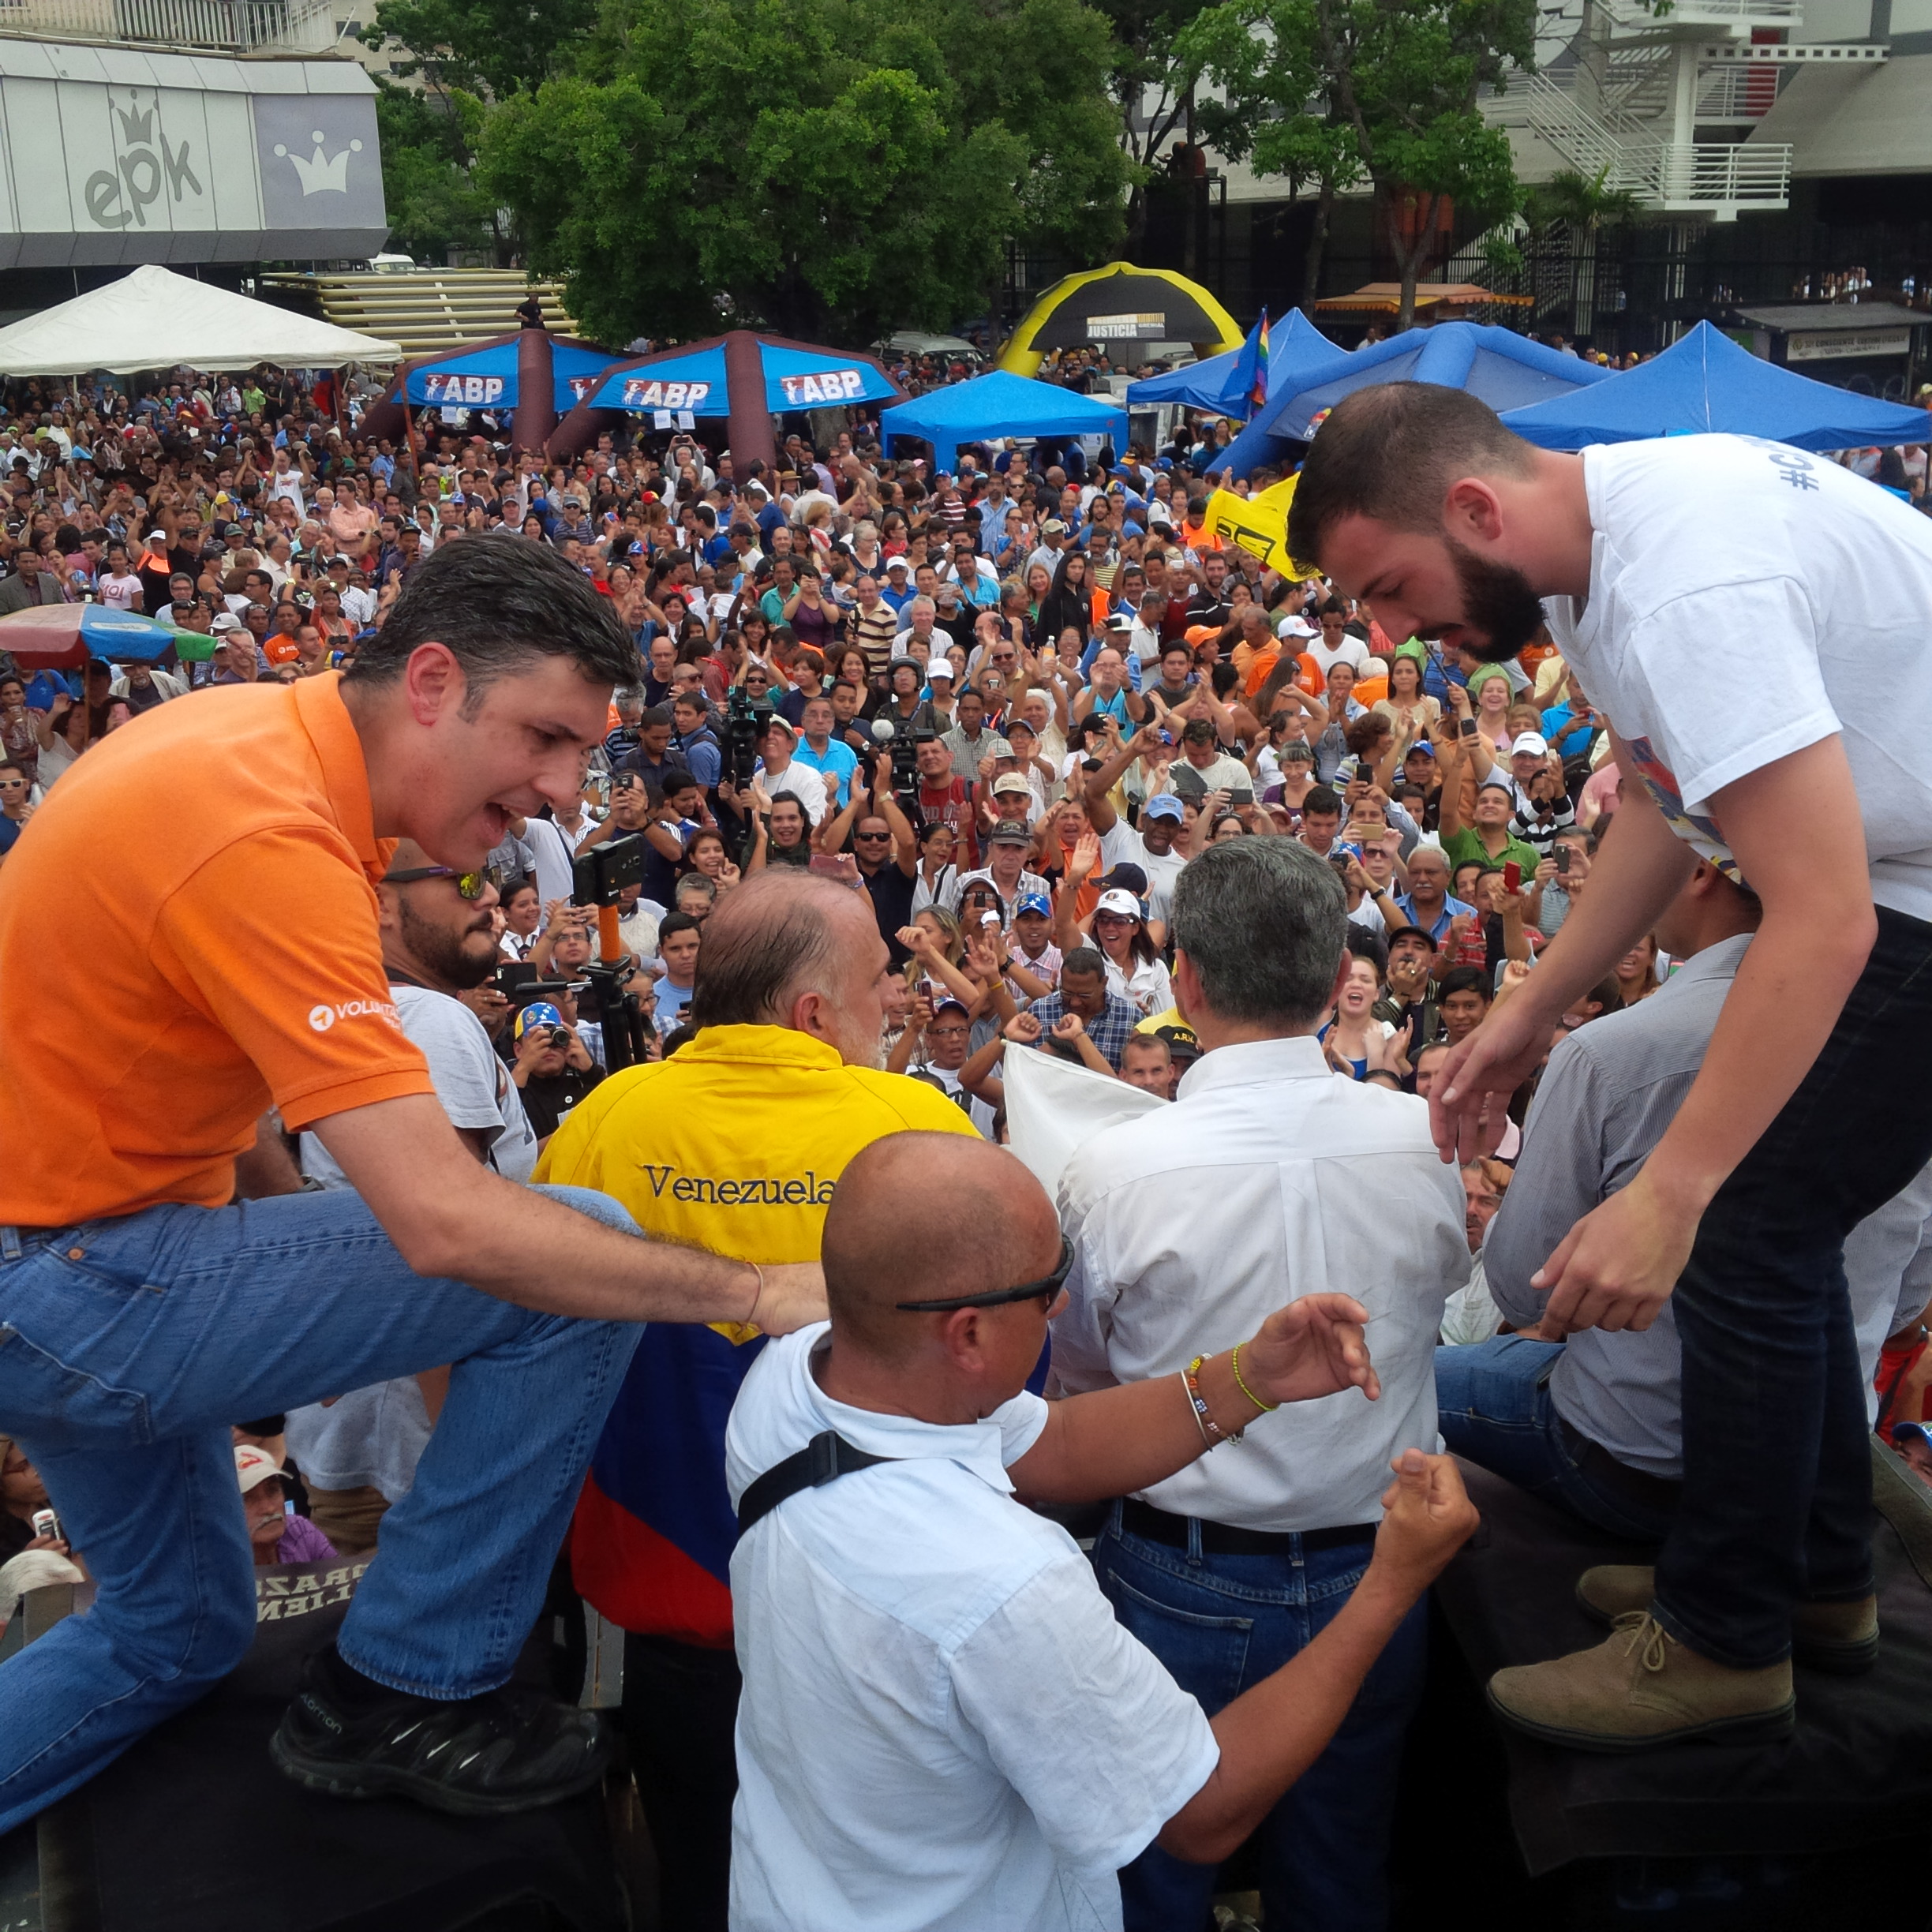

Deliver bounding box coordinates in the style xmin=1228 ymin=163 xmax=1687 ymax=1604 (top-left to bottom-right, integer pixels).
xmin=0 ymin=264 xmax=399 ymax=377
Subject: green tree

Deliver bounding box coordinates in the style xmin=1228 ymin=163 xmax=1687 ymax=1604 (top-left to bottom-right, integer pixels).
xmin=372 ymin=81 xmax=497 ymax=265
xmin=361 ymin=0 xmax=595 ymax=265
xmin=1183 ymin=0 xmax=1533 ymax=328
xmin=480 ymin=0 xmax=1125 ymax=344
xmin=360 ymin=0 xmax=593 ymax=101
xmin=1088 ymin=0 xmax=1212 ymax=254
xmin=1178 ymin=2 xmax=1356 ymax=306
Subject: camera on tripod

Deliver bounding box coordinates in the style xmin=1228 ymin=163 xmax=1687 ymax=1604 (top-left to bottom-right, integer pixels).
xmin=723 ymin=686 xmax=776 ymax=789
xmin=871 ymin=717 xmax=929 ymax=818
xmin=567 ymin=834 xmax=651 ymax=1073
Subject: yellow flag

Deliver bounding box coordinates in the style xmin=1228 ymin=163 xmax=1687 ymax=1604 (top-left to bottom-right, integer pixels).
xmin=1202 ymin=474 xmax=1316 ymax=580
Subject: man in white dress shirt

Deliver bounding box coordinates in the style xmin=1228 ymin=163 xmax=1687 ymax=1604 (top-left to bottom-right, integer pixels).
xmin=1052 ymin=837 xmax=1467 ymax=1932
xmin=725 ymin=1131 xmax=1476 ymax=1932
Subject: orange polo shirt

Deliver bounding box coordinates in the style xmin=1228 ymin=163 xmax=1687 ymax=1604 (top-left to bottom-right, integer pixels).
xmin=0 ymin=672 xmax=434 ymax=1228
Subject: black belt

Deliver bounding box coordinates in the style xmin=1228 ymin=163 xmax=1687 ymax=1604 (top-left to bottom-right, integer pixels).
xmin=1118 ymin=1497 xmax=1379 ymax=1557
xmin=736 ymin=1428 xmax=900 ymax=1536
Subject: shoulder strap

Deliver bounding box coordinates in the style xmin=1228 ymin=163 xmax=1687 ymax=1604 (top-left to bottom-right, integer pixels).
xmin=736 ymin=1428 xmax=901 ymax=1537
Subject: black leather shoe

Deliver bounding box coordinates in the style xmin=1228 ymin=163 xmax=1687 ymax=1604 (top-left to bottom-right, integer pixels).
xmin=271 ymin=1661 xmax=614 ymax=1816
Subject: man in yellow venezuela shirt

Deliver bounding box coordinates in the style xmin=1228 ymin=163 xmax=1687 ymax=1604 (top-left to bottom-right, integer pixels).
xmin=534 ymin=872 xmax=975 ymax=1930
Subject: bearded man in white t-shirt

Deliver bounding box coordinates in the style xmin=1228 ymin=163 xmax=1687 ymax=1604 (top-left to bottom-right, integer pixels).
xmin=1293 ymin=381 xmax=1932 ymax=1753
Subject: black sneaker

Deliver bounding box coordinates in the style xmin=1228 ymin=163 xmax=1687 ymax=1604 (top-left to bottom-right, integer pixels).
xmin=271 ymin=1656 xmax=614 ymax=1817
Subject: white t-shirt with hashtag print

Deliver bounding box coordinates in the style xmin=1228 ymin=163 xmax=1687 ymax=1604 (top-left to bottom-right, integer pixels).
xmin=1543 ymin=434 xmax=1932 ymax=922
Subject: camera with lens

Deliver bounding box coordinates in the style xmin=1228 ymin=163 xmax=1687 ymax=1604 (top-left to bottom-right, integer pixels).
xmin=724 ymin=686 xmax=776 ymax=789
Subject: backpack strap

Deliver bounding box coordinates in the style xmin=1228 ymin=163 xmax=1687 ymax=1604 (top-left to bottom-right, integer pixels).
xmin=736 ymin=1428 xmax=901 ymax=1537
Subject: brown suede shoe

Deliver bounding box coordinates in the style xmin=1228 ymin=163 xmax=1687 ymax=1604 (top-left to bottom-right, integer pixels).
xmin=1575 ymin=1565 xmax=1879 ymax=1676
xmin=1488 ymin=1613 xmax=1795 ymax=1751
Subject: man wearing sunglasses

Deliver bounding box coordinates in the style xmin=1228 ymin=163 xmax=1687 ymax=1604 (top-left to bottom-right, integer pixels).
xmin=0 ymin=537 xmax=827 ymax=1836
xmin=286 ymin=841 xmax=538 ymax=1553
xmin=726 ymin=1130 xmax=1477 ymax=1932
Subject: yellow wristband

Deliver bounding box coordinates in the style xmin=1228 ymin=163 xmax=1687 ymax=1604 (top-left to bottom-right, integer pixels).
xmin=1230 ymin=1341 xmax=1279 ymax=1415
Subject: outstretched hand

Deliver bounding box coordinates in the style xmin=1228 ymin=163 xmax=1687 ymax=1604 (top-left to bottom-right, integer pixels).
xmin=1428 ymin=998 xmax=1554 ymax=1164
xmin=1237 ymin=1292 xmax=1380 ymax=1407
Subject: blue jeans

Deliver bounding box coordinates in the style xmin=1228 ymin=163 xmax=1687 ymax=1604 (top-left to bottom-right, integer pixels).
xmin=1092 ymin=1504 xmax=1427 ymax=1932
xmin=0 ymin=1185 xmax=645 ymax=1837
xmin=1661 ymin=906 xmax=1932 ymax=1669
xmin=1434 ymin=1336 xmax=1678 ymax=1544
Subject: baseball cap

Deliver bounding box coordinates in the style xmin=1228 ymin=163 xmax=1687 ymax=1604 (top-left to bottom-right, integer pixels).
xmin=1387 ymin=923 xmax=1439 ymax=952
xmin=1095 ymin=887 xmax=1144 ymax=919
xmin=925 ymin=658 xmax=956 ymax=682
xmin=515 ymin=1000 xmax=565 ymax=1041
xmin=234 ymin=1443 xmax=290 ymax=1496
xmin=1143 ymin=793 xmax=1185 ymax=823
xmin=1511 ymin=732 xmax=1549 ymax=758
xmin=1015 ymin=891 xmax=1051 ymax=918
xmin=1404 ymin=741 xmax=1436 ymax=760
xmin=987 ymin=821 xmax=1033 ymax=846
xmin=885 ymin=556 xmax=910 ymax=572
xmin=1153 ymin=1020 xmax=1201 ymax=1059
xmin=932 ymin=993 xmax=970 ymax=1017
xmin=991 ymin=773 xmax=1032 ymax=798
xmin=1106 ymin=611 xmax=1137 ymax=632
xmin=763 ymin=714 xmax=796 ymax=738
xmin=1096 ymin=862 xmax=1148 ymax=896
xmin=1040 ymin=519 xmax=1068 ymax=536
xmin=209 ymin=611 xmax=244 ymax=634
xmin=1894 ymin=1420 xmax=1932 ymax=1452
xmin=1276 ymin=614 xmax=1316 ymax=639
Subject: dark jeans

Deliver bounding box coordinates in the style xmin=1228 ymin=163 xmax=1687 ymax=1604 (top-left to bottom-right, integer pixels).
xmin=1658 ymin=904 xmax=1932 ymax=1669
xmin=1092 ymin=1503 xmax=1427 ymax=1932
xmin=621 ymin=1633 xmax=739 ymax=1932
xmin=1434 ymin=1336 xmax=1680 ymax=1544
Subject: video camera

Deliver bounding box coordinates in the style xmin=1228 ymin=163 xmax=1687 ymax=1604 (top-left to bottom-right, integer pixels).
xmin=871 ymin=717 xmax=930 ymax=819
xmin=567 ymin=834 xmax=652 ymax=1074
xmin=723 ymin=686 xmax=776 ymax=790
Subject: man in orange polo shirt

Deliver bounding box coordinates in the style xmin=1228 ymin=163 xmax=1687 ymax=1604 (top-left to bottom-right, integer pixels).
xmin=0 ymin=535 xmax=825 ymax=1833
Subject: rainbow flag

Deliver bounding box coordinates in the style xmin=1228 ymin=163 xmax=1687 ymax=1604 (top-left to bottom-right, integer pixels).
xmin=1249 ymin=310 xmax=1271 ymax=413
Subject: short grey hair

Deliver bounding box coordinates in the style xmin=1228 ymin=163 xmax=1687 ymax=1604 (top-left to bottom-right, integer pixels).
xmin=1171 ymin=840 xmax=1346 ymax=1028
xmin=687 ymin=872 xmax=850 ymax=1028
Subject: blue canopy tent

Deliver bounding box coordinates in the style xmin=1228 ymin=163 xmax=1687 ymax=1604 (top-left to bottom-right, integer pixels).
xmin=548 ymin=331 xmax=904 ymax=474
xmin=1500 ymin=320 xmax=1932 ymax=451
xmin=400 ymin=339 xmax=625 ymax=414
xmin=1221 ymin=323 xmax=1615 ymax=478
xmin=1126 ymin=309 xmax=1339 ymax=417
xmin=360 ymin=329 xmax=629 ymax=453
xmin=879 ymin=370 xmax=1127 ymax=464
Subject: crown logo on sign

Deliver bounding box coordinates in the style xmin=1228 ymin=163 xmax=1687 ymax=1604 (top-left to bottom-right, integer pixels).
xmin=274 ymin=130 xmax=364 ymax=197
xmin=115 ymin=99 xmax=155 ymax=147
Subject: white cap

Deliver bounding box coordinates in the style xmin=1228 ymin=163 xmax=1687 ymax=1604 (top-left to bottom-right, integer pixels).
xmin=926 ymin=658 xmax=956 ymax=681
xmin=234 ymin=1443 xmax=290 ymax=1496
xmin=1095 ymin=887 xmax=1143 ymax=919
xmin=1510 ymin=732 xmax=1550 ymax=758
xmin=1277 ymin=613 xmax=1316 ymax=639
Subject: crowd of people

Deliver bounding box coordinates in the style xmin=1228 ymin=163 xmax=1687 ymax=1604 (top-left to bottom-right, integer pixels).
xmin=3 ymin=356 xmax=1932 ymax=1932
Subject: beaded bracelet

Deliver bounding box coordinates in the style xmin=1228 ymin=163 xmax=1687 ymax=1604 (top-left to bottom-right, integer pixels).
xmin=1182 ymin=1354 xmax=1242 ymax=1447
xmin=1229 ymin=1341 xmax=1279 ymax=1415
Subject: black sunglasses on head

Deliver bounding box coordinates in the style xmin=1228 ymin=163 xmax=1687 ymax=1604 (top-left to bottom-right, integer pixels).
xmin=896 ymin=1237 xmax=1073 ymax=1312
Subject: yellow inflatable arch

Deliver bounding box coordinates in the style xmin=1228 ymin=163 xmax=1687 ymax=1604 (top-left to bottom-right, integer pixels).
xmin=994 ymin=263 xmax=1244 ymax=376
